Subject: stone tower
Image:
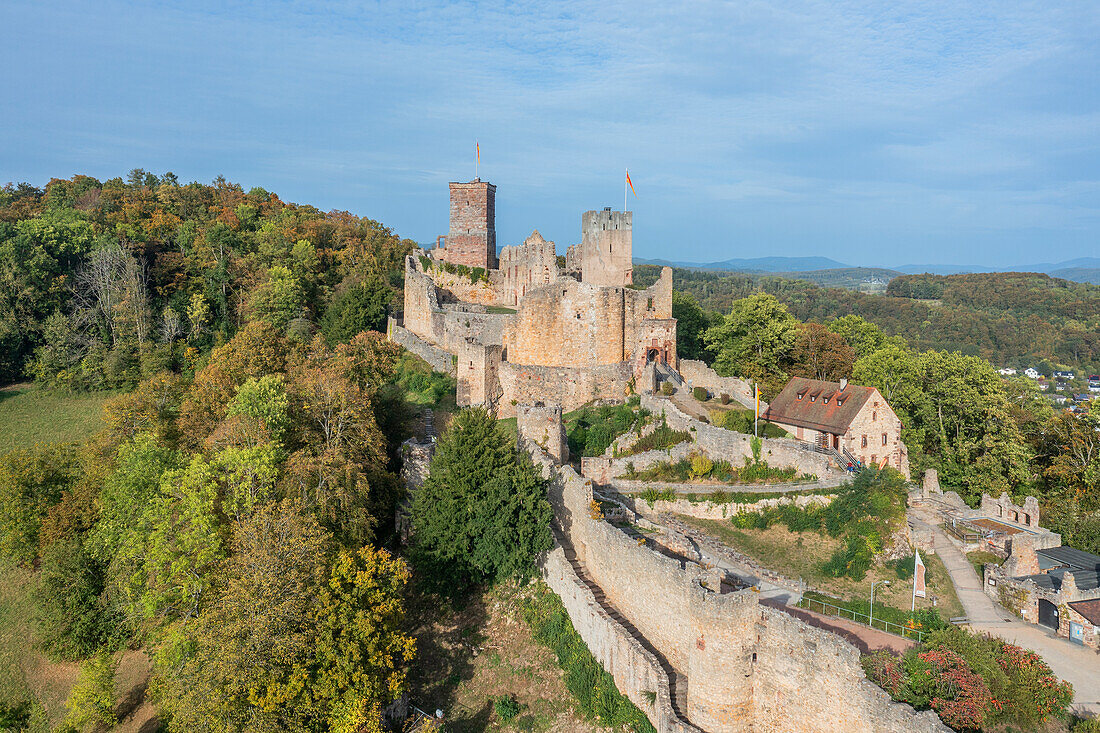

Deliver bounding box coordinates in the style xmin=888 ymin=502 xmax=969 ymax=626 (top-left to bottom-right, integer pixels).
xmin=440 ymin=179 xmax=497 ymax=270
xmin=575 ymin=208 xmax=632 ymax=287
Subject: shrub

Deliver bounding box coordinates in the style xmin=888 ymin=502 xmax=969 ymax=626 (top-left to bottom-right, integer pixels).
xmin=639 ymin=488 xmax=676 ymax=506
xmin=660 ymin=381 xmax=675 ymax=396
xmin=620 ymin=423 xmax=690 ymax=456
xmin=867 ymin=626 xmax=1074 ymax=731
xmin=690 ymin=454 xmax=714 ymax=477
xmin=63 ymin=651 xmax=117 ymax=732
xmin=892 ymin=554 xmax=916 ymax=580
xmin=494 ymin=695 xmax=521 ymax=721
xmin=692 ymin=386 xmax=708 ymax=401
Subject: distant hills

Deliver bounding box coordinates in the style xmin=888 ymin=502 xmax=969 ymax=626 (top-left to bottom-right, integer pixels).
xmin=633 ymin=255 xmax=1100 ymax=286
xmin=633 ymin=255 xmax=849 ymax=272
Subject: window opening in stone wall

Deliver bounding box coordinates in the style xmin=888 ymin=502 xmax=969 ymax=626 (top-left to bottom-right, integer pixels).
xmin=882 ymin=433 xmax=888 ymax=445
xmin=861 ymin=435 xmax=867 ymax=448
xmin=872 ymin=411 xmax=877 ymax=421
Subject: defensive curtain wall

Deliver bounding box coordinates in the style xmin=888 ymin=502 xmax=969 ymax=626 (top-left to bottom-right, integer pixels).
xmin=400 ymin=253 xmax=678 ymax=417
xmin=677 ymin=360 xmax=761 ymax=411
xmin=631 ymin=392 xmax=840 ymax=478
xmin=520 ymin=404 xmax=947 ymax=733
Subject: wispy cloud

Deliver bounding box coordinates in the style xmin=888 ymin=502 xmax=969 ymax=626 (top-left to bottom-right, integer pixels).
xmin=1 ymin=0 xmax=1097 ymax=265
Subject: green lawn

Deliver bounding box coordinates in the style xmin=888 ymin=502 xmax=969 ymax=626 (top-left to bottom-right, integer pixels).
xmin=0 ymin=384 xmax=113 ymax=452
xmin=677 ymin=515 xmax=964 ymax=619
xmin=0 ymin=556 xmax=36 ymax=710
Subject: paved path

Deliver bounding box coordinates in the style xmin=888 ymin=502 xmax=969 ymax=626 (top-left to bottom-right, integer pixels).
xmin=912 ymin=510 xmax=1100 ymax=716
xmin=762 ymin=598 xmax=915 ymax=655
xmin=911 ymin=511 xmax=1009 ymax=623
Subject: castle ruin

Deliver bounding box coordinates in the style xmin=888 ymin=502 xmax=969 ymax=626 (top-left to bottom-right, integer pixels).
xmin=395 ymin=178 xmax=676 ymax=417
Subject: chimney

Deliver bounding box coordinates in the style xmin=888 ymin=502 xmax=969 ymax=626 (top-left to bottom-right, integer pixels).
xmin=840 ymin=378 xmax=848 ymax=391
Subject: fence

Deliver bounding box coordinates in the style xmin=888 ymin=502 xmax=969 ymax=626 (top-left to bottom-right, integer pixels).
xmin=797 ymin=596 xmax=926 ymax=644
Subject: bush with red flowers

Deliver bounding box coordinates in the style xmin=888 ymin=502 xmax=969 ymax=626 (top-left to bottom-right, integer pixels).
xmin=863 ymin=627 xmax=1073 ymax=731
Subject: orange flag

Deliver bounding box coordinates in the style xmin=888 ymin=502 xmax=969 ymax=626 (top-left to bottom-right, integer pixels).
xmin=476 ymin=141 xmax=480 ymax=164
xmin=626 ymin=169 xmax=636 ymax=196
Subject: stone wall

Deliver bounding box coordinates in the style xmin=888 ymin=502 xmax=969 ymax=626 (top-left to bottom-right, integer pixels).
xmin=678 ymin=361 xmax=759 ymax=410
xmin=616 ymin=491 xmax=834 ymax=523
xmin=502 ymin=267 xmax=673 ymax=373
xmin=496 ymin=361 xmax=631 ymax=418
xmin=388 ymin=319 xmax=455 ymax=376
xmin=981 ymin=492 xmax=1042 ymax=529
xmin=498 ymin=231 xmax=559 ymax=306
xmin=526 ymin=417 xmax=948 ymax=732
xmin=541 ymin=545 xmax=702 ymax=733
xmin=639 ymin=393 xmax=838 ymax=479
xmin=440 ymin=308 xmax=510 ymax=351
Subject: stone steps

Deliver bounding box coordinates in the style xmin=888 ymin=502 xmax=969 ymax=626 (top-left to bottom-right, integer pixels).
xmin=562 ymin=548 xmax=691 ymax=722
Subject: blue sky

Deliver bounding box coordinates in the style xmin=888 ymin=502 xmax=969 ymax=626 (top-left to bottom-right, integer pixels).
xmin=2 ymin=1 xmax=1098 ymax=267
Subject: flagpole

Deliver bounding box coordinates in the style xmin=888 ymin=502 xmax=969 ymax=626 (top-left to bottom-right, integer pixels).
xmin=624 ymin=169 xmax=627 ymax=212
xmin=476 ymin=141 xmax=479 ymax=180
xmin=911 ymin=552 xmax=917 ymax=612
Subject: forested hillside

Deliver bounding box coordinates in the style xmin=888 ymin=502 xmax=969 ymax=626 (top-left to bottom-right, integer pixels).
xmin=636 ymin=265 xmax=1100 ymax=371
xmin=0 ymin=174 xmax=569 ymax=731
xmin=0 ymin=172 xmax=413 ymax=387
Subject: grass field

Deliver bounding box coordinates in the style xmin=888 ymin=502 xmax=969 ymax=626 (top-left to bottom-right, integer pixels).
xmin=0 ymin=384 xmax=112 ymax=452
xmin=677 ymin=516 xmax=964 ymax=619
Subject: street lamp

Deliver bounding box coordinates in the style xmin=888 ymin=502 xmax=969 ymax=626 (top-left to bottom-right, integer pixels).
xmin=870 ymin=580 xmax=891 ymax=629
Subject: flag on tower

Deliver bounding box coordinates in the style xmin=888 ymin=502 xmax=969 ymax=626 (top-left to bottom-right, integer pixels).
xmin=476 ymin=141 xmax=480 ymax=165
xmin=626 ymin=169 xmax=636 ymax=196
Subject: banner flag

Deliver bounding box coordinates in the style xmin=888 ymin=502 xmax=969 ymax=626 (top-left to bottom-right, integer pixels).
xmin=914 ymin=551 xmax=926 ymax=599
xmin=626 ymin=169 xmax=636 ymax=196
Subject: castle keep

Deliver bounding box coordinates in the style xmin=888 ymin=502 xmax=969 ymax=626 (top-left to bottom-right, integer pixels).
xmin=395 ymin=179 xmax=676 ymax=417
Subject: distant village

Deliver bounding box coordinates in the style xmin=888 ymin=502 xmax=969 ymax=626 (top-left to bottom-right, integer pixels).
xmin=998 ymin=366 xmax=1100 ymax=413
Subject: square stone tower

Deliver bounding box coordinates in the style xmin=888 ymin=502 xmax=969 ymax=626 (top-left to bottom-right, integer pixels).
xmin=440 ymin=179 xmax=497 ymax=270
xmin=575 ymin=208 xmax=632 ymax=287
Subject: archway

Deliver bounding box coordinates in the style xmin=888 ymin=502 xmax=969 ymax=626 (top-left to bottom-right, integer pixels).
xmin=1038 ymin=599 xmax=1059 ymax=629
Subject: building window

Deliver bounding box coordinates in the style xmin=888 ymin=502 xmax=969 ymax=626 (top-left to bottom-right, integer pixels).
xmin=810 ymin=395 xmax=816 ymax=402
xmin=882 ymin=433 xmax=888 ymax=446
xmin=872 ymin=411 xmax=877 ymax=421
xmin=797 ymin=392 xmax=805 ymax=400
xmin=823 ymin=396 xmax=829 ymax=404
xmin=861 ymin=435 xmax=867 ymax=448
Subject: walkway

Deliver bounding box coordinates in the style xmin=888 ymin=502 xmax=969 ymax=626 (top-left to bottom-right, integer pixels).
xmin=761 ymin=599 xmax=915 ymax=655
xmin=561 ymin=547 xmax=693 ymax=724
xmin=912 ymin=509 xmax=1100 ymax=716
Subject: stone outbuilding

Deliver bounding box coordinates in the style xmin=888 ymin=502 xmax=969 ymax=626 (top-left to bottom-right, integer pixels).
xmin=986 ymin=537 xmax=1100 ymax=649
xmin=762 ymin=377 xmax=909 ymax=476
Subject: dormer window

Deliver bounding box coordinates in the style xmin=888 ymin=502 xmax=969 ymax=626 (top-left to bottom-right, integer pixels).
xmin=823 ymin=396 xmax=829 ymax=404
xmin=836 ymin=398 xmax=845 ymax=406
xmin=810 ymin=395 xmax=817 ymax=402
xmin=797 ymin=392 xmax=805 ymax=400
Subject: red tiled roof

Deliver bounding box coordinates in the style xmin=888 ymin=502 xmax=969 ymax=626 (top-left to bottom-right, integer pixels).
xmin=762 ymin=377 xmax=875 ymax=434
xmin=1068 ymin=599 xmax=1100 ymax=625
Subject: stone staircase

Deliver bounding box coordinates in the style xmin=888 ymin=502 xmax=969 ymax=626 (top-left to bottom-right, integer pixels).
xmin=561 ymin=547 xmax=691 ymax=722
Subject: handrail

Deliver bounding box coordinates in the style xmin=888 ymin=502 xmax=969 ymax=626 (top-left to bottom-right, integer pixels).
xmin=797 ymin=596 xmax=925 ymax=644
